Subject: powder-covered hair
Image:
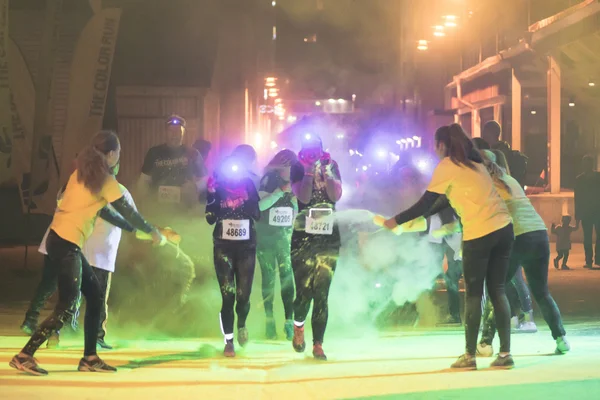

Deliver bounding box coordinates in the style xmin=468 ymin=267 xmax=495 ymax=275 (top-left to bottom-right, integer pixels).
xmin=76 ymin=130 xmax=120 ymax=194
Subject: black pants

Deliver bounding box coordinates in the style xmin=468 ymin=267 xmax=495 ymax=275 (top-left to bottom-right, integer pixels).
xmin=92 ymin=267 xmax=112 ymax=340
xmin=291 ymin=231 xmax=340 ymax=345
xmin=507 ymin=266 xmax=533 ymax=315
xmin=214 ymin=245 xmax=256 ymax=336
xmin=434 ymin=241 xmax=463 ymax=320
xmin=481 ymin=230 xmax=566 ymax=345
xmin=22 ymin=230 xmax=102 ymax=357
xmin=581 ymin=217 xmax=600 ymax=265
xmin=555 ymin=250 xmax=570 ymax=266
xmin=462 ymin=224 xmax=513 ymax=355
xmin=257 ymin=231 xmax=294 ymax=321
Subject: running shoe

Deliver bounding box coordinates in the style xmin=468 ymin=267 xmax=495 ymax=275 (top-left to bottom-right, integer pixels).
xmin=9 ymin=354 xmax=48 ymax=376
xmin=78 ymin=357 xmax=117 ymax=372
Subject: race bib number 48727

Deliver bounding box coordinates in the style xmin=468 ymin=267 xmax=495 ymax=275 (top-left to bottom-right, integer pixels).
xmin=158 ymin=186 xmax=181 ymax=204
xmin=222 ymin=219 xmax=250 ymax=241
xmin=269 ymin=207 xmax=294 ymax=227
xmin=305 ymin=216 xmax=334 ymax=235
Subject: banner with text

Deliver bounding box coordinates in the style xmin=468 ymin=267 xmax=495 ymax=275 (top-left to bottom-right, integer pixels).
xmin=59 ymin=8 xmax=121 ymax=184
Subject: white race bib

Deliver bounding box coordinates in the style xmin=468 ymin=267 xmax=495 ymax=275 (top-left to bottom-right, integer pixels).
xmin=269 ymin=207 xmax=294 ymax=227
xmin=158 ymin=186 xmax=181 ymax=204
xmin=305 ymin=215 xmax=334 ymax=235
xmin=222 ymin=219 xmax=250 ymax=241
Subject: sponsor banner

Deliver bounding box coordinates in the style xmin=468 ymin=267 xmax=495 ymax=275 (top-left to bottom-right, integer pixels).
xmin=59 ymin=8 xmax=121 ymax=184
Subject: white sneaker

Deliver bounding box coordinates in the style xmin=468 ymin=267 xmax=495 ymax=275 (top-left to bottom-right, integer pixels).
xmin=477 ymin=343 xmax=494 ymax=357
xmin=517 ymin=321 xmax=538 ymax=333
xmin=556 ymin=336 xmax=570 ymax=354
xmin=510 ymin=316 xmax=519 ymax=329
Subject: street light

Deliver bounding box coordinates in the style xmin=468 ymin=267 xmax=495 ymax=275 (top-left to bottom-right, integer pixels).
xmin=433 ymin=25 xmax=445 ymax=37
xmin=417 ymin=39 xmax=428 ymax=51
xmin=444 ymin=15 xmax=457 ymax=27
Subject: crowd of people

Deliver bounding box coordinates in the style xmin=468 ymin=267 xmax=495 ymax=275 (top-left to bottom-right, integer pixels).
xmin=9 ymin=116 xmax=573 ymax=376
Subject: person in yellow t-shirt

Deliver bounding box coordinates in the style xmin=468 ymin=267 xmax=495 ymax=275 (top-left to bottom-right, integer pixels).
xmin=383 ymin=124 xmax=515 ymax=370
xmin=10 ymin=131 xmax=165 ymax=377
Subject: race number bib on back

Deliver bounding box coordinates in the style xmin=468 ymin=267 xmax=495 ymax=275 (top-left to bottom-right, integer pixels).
xmin=158 ymin=186 xmax=181 ymax=204
xmin=269 ymin=207 xmax=294 ymax=227
xmin=222 ymin=219 xmax=250 ymax=241
xmin=305 ymin=209 xmax=334 ymax=235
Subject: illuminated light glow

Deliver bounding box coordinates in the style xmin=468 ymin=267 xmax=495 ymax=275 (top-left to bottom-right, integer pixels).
xmin=524 ymin=185 xmax=528 ymax=190
xmin=270 ymin=141 xmax=278 ymax=149
xmin=589 ymin=81 xmax=596 ymax=87
xmin=328 ymin=99 xmax=336 ymax=103
xmin=263 ymin=89 xmax=268 ymax=100
xmin=569 ymin=102 xmax=575 ymax=107
xmin=531 ymin=110 xmax=537 ymax=115
xmin=352 ymin=94 xmax=357 ymax=101
xmin=274 ymin=98 xmax=283 ymax=103
xmin=272 ymin=0 xmax=276 ymax=6
xmin=396 ymin=140 xmax=402 ymax=145
xmin=444 ymin=15 xmax=457 ymax=20
xmin=434 ymin=25 xmax=444 ymax=31
xmin=445 ymin=21 xmax=457 ymax=27
xmin=355 ymin=168 xmax=359 ymax=172
xmin=377 ymin=150 xmax=387 ymax=159
xmin=336 ymin=133 xmax=344 ymax=139
xmin=338 ymin=99 xmax=345 ymax=103
xmin=349 ymin=149 xmax=355 ymax=156
xmin=315 ymin=101 xmax=322 ymax=106
xmin=434 ymin=31 xmax=445 ymax=37
xmin=266 ymin=77 xmax=276 ymax=82
xmin=272 ymin=26 xmax=277 ymax=40
xmin=231 ymin=164 xmax=239 ymax=172
xmin=254 ymin=133 xmax=263 ymax=149
xmin=362 ymin=165 xmax=368 ymax=171
xmin=416 ymin=159 xmax=429 ymax=172
xmin=375 ymin=283 xmax=382 ymax=288
xmin=417 ymin=39 xmax=428 ymax=51
xmin=305 ymin=133 xmax=312 ymax=140
xmin=287 ymin=115 xmax=297 ymax=122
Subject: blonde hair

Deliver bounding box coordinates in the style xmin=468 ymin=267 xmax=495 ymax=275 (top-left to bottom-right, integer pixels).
xmin=76 ymin=131 xmax=120 ymax=194
xmin=481 ymin=149 xmax=512 ymax=195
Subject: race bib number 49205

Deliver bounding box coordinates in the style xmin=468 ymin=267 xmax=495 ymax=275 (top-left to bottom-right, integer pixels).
xmin=158 ymin=186 xmax=181 ymax=204
xmin=305 ymin=216 xmax=334 ymax=235
xmin=222 ymin=219 xmax=250 ymax=240
xmin=269 ymin=207 xmax=294 ymax=227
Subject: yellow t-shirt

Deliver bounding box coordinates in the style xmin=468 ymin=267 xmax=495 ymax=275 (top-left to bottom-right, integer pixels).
xmin=50 ymin=172 xmax=124 ymax=247
xmin=427 ymin=158 xmax=512 ymax=241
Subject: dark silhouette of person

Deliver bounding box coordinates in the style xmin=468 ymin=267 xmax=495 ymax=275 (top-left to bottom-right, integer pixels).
xmin=574 ymin=155 xmax=600 ymax=269
xmin=482 ymin=121 xmax=528 ymax=187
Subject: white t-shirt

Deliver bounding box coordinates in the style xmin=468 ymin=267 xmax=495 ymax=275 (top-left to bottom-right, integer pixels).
xmin=39 ymin=186 xmax=136 ymax=273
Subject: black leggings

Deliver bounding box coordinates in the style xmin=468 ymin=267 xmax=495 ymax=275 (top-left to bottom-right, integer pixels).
xmin=257 ymin=232 xmax=294 ymax=320
xmin=22 ymin=230 xmax=103 ymax=357
xmin=555 ymin=250 xmax=570 ymax=266
xmin=462 ymin=224 xmax=514 ymax=355
xmin=481 ymin=230 xmax=566 ymax=345
xmin=214 ymin=245 xmax=256 ymax=336
xmin=291 ymin=231 xmax=340 ymax=345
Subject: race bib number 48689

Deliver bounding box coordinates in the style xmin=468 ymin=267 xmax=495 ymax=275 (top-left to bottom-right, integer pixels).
xmin=222 ymin=219 xmax=250 ymax=241
xmin=269 ymin=207 xmax=294 ymax=227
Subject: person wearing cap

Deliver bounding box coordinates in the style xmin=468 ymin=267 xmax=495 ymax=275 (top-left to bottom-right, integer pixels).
xmin=135 ymin=115 xmax=201 ymax=309
xmin=289 ymin=133 xmax=342 ymax=361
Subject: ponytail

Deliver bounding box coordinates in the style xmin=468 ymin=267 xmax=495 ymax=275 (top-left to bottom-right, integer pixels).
xmin=76 ymin=130 xmax=120 ymax=194
xmin=481 ymin=149 xmax=512 ymax=195
xmin=435 ymin=124 xmax=477 ymax=170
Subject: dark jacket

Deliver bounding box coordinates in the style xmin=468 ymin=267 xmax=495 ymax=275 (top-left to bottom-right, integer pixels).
xmin=574 ymin=171 xmax=600 ymax=221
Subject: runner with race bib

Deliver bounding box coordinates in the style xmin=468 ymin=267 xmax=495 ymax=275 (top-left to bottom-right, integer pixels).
xmin=205 ymin=155 xmax=260 ymax=358
xmin=256 ymin=150 xmax=299 ymax=341
xmin=289 ymin=134 xmax=342 ymax=361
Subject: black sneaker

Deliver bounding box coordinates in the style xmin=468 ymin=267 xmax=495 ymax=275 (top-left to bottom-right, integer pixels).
xmin=20 ymin=320 xmax=37 ymax=336
xmin=238 ymin=326 xmax=249 ymax=348
xmin=584 ymin=264 xmax=593 ymax=269
xmin=451 ymin=354 xmax=477 ymax=370
xmin=46 ymin=331 xmax=60 ymax=349
xmin=224 ymin=339 xmax=235 ymax=357
xmin=265 ymin=318 xmax=277 ymax=340
xmin=561 ymin=265 xmax=571 ymax=270
xmin=490 ymin=354 xmax=515 ymax=369
xmin=553 ymin=258 xmax=559 ymax=269
xmin=97 ymin=338 xmax=113 ymax=350
xmin=9 ymin=354 xmax=48 ymax=376
xmin=78 ymin=357 xmax=117 ymax=372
